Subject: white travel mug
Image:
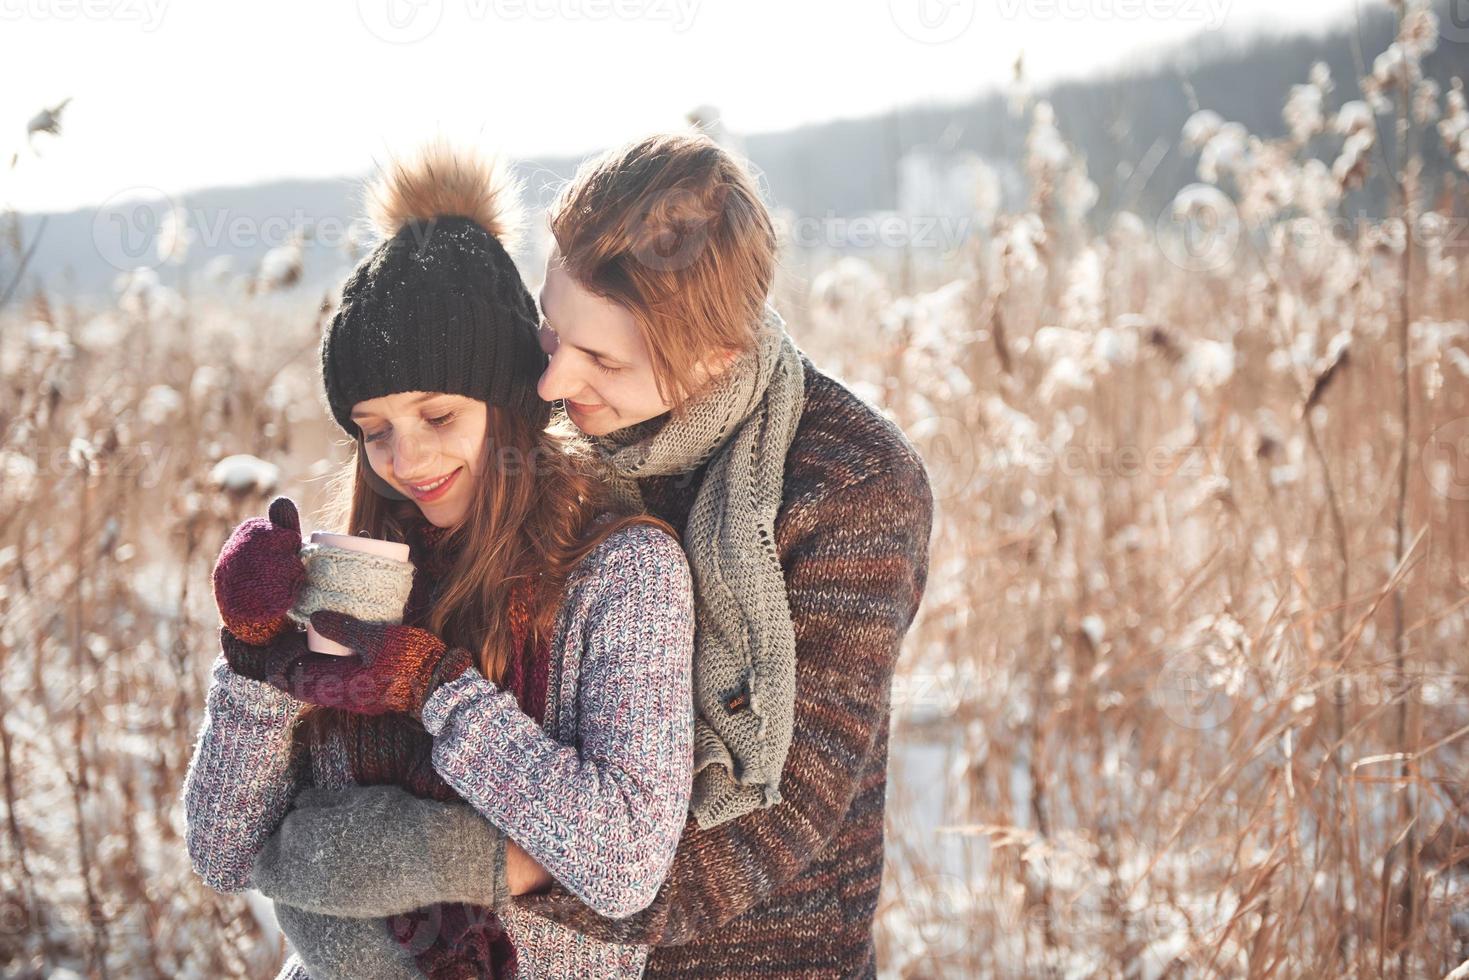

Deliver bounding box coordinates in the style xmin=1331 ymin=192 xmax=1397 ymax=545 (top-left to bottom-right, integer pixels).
xmin=287 ymin=531 xmax=416 ymax=656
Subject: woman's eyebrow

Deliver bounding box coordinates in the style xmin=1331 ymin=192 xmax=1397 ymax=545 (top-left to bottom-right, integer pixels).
xmin=350 ymin=393 xmax=449 ymax=420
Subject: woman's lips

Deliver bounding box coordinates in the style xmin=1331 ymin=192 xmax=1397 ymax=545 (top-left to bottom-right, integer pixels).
xmin=408 ymin=467 xmax=460 ymax=502
xmin=566 ymin=399 xmax=605 ymax=415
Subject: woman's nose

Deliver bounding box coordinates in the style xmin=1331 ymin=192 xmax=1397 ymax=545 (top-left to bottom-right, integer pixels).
xmin=390 ymin=428 xmax=437 ymax=478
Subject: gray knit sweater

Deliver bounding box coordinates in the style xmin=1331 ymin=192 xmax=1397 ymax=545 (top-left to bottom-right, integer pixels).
xmin=181 ymin=522 xmax=696 ymax=977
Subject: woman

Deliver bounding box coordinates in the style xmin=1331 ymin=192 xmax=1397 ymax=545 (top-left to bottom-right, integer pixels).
xmin=180 ymin=141 xmax=696 ymax=978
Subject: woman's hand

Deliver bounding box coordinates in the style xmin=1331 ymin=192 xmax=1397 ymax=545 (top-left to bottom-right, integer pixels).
xmin=219 ymin=623 xmax=311 ymax=691
xmin=211 ymin=496 xmax=309 ymax=645
xmin=283 ymin=610 xmax=474 ymax=720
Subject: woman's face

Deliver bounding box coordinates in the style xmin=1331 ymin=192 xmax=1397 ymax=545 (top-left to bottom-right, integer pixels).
xmin=534 ymin=251 xmax=676 ymax=437
xmin=351 ymin=391 xmax=487 ymax=527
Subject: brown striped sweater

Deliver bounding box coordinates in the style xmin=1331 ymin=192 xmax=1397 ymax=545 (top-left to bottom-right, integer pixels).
xmin=510 ymin=352 xmax=934 ymax=978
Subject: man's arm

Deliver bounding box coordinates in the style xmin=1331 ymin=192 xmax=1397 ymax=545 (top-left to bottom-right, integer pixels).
xmin=512 ymin=455 xmax=934 ymax=946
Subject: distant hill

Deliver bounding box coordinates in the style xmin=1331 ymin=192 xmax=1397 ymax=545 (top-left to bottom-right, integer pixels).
xmin=6 ymin=0 xmax=1462 ymax=302
xmin=745 ymin=1 xmax=1462 ymax=220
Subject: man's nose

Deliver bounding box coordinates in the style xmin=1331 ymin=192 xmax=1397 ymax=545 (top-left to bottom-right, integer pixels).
xmin=537 ymin=349 xmax=580 ymax=403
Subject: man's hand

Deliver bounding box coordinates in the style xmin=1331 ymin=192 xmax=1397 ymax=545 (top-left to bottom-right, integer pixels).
xmin=506 ymin=839 xmax=554 ymax=896
xmin=251 ymin=784 xmax=510 ymax=917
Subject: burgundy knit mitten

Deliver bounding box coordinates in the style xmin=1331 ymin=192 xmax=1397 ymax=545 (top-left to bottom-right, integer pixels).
xmin=390 ymin=901 xmax=517 ymax=978
xmin=211 ymin=496 xmax=308 ymax=645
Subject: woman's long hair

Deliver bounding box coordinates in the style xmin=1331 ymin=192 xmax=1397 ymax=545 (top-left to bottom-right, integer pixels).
xmin=294 ymin=406 xmax=675 ymax=728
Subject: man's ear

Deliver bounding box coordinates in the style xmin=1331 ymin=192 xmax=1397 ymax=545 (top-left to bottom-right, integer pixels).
xmin=696 ymin=346 xmax=740 ymax=380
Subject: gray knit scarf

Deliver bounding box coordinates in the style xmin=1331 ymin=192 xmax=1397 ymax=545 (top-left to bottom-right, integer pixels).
xmin=583 ymin=302 xmax=805 ymax=830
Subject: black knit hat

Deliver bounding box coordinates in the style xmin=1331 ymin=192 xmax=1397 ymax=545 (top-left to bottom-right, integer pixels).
xmin=320 ymin=142 xmax=549 ymax=441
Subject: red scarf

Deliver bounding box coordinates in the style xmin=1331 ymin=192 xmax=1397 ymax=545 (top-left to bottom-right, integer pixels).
xmin=325 ymin=517 xmax=553 ymax=979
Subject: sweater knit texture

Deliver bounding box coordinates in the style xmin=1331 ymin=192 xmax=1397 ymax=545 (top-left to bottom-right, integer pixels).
xmin=181 ymin=517 xmax=696 ymax=978
xmin=508 ymin=353 xmax=935 ymax=978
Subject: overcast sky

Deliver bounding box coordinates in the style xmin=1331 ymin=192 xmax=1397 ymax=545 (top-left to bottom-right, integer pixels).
xmin=5 ymin=0 xmax=1360 ymax=213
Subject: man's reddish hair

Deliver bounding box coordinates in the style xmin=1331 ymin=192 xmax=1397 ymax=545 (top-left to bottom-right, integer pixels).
xmin=549 ymin=132 xmax=777 ymax=411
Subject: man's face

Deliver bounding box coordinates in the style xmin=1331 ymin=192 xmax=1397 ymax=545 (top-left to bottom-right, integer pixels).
xmin=534 ymin=251 xmax=677 ymax=437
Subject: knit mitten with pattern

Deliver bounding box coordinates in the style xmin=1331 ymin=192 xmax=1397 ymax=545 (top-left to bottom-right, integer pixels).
xmin=212 ymin=496 xmax=309 ymax=645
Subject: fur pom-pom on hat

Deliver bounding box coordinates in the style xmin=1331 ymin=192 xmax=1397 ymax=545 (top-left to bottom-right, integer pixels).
xmin=365 ymin=139 xmax=524 ymax=250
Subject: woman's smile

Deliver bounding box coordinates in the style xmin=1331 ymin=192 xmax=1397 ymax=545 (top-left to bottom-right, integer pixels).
xmin=407 ymin=466 xmax=462 ymax=502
